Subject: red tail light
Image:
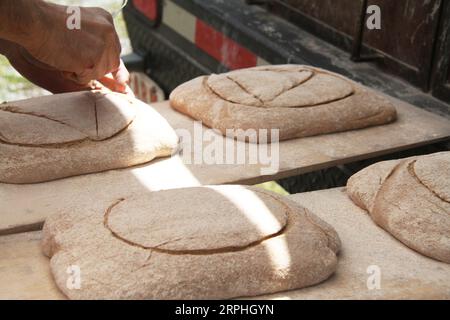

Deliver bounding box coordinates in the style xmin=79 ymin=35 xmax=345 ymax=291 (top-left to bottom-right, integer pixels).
xmin=133 ymin=0 xmax=159 ymax=21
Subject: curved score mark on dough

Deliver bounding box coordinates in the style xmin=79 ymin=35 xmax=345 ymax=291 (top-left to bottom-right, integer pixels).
xmin=408 ymin=160 xmax=450 ymax=204
xmin=0 ymin=107 xmax=90 ymax=148
xmin=207 ymin=69 xmax=314 ymax=106
xmin=369 ymin=158 xmax=450 ymax=228
xmin=0 ymin=100 xmax=134 ymax=148
xmin=267 ymin=70 xmax=355 ymax=108
xmin=0 ymin=106 xmax=84 ymax=134
xmin=209 ymin=186 xmax=292 ymax=271
xmin=225 ymin=75 xmax=264 ymax=105
xmin=228 ymin=70 xmax=315 ymax=104
xmin=86 ymin=91 xmax=136 ymax=141
xmin=365 ymin=159 xmax=406 ymax=223
xmin=103 ymin=190 xmax=292 ymax=259
xmin=206 ymin=69 xmax=355 ymax=108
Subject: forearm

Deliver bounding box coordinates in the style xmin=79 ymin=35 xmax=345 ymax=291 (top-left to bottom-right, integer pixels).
xmin=0 ymin=0 xmax=46 ymax=46
xmin=1 ymin=1 xmax=127 ymax=89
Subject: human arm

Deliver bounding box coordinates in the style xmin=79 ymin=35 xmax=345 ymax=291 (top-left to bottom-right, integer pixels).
xmin=0 ymin=0 xmax=130 ymax=93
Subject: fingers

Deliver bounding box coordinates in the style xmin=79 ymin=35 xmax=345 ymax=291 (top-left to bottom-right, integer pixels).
xmin=21 ymin=3 xmax=121 ymax=80
xmin=11 ymin=40 xmax=132 ymax=95
xmin=97 ymin=59 xmax=131 ymax=94
xmin=98 ymin=74 xmax=134 ymax=97
xmin=65 ymin=68 xmax=97 ymax=85
xmin=111 ymin=59 xmax=130 ymax=91
xmin=3 ymin=4 xmax=131 ymax=95
xmin=63 ymin=38 xmax=122 ymax=86
xmin=112 ymin=60 xmax=130 ymax=85
xmin=68 ymin=16 xmax=123 ymax=85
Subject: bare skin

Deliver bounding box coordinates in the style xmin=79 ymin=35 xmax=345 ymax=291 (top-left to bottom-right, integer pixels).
xmin=0 ymin=0 xmax=130 ymax=94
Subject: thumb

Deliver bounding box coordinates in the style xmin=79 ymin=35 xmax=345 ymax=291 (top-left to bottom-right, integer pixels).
xmin=111 ymin=59 xmax=130 ymax=89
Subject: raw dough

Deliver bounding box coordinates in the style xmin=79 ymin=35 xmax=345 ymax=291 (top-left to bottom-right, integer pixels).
xmin=42 ymin=185 xmax=341 ymax=299
xmin=347 ymin=152 xmax=450 ymax=263
xmin=170 ymin=65 xmax=397 ymax=142
xmin=0 ymin=91 xmax=179 ymax=184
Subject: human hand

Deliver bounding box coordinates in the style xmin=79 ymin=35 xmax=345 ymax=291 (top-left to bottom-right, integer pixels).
xmin=0 ymin=39 xmax=132 ymax=95
xmin=22 ymin=1 xmax=128 ymax=91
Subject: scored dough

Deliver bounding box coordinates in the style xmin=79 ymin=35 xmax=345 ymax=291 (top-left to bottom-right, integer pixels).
xmin=347 ymin=152 xmax=450 ymax=263
xmin=170 ymin=65 xmax=397 ymax=142
xmin=0 ymin=91 xmax=179 ymax=184
xmin=42 ymin=185 xmax=341 ymax=300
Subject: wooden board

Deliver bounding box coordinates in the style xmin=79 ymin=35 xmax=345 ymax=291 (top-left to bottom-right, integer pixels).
xmin=1 ymin=98 xmax=450 ymax=236
xmin=262 ymin=189 xmax=450 ymax=299
xmin=0 ymin=231 xmax=64 ymax=300
xmin=1 ymin=187 xmax=449 ymax=300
